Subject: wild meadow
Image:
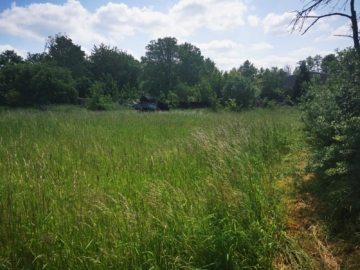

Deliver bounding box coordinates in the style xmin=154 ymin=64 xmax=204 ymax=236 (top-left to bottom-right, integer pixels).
xmin=0 ymin=106 xmax=308 ymax=269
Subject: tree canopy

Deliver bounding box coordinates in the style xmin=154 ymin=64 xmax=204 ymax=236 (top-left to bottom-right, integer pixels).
xmin=0 ymin=50 xmax=23 ymax=66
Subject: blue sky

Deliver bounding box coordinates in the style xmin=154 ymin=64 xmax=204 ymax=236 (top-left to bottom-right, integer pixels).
xmin=0 ymin=0 xmax=357 ymax=71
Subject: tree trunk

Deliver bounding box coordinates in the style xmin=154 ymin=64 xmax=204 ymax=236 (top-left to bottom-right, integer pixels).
xmin=350 ymin=0 xmax=360 ymax=48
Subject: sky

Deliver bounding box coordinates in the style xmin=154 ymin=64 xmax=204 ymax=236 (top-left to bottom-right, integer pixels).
xmin=0 ymin=0 xmax=357 ymax=71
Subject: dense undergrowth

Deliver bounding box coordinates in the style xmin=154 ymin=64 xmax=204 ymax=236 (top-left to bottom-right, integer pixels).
xmin=0 ymin=106 xmax=307 ymax=269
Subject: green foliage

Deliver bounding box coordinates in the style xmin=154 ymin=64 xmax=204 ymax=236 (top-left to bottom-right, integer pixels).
xmin=140 ymin=37 xmax=217 ymax=100
xmin=292 ymin=61 xmax=310 ymax=103
xmin=222 ymin=75 xmax=256 ymax=108
xmin=300 ymin=48 xmax=360 ymax=217
xmin=0 ymin=63 xmax=35 ymax=106
xmin=177 ymin=42 xmax=205 ymax=86
xmin=2 ymin=88 xmax=20 ymax=105
xmin=224 ymin=98 xmax=241 ymax=111
xmin=167 ymin=90 xmax=179 ymax=108
xmin=238 ymin=60 xmax=257 ymax=81
xmin=120 ymin=82 xmax=138 ymax=103
xmin=267 ymin=99 xmax=277 ymax=109
xmin=304 ymin=55 xmax=322 ymax=72
xmin=31 ymin=65 xmax=77 ymax=104
xmin=86 ymin=81 xmax=114 ymax=110
xmin=45 ymin=33 xmax=88 ymax=79
xmin=140 ymin=37 xmax=179 ymax=97
xmin=321 ymin=53 xmax=336 ymax=73
xmin=196 ymin=69 xmax=223 ymax=102
xmin=99 ymin=74 xmax=118 ymax=101
xmin=258 ymin=67 xmax=288 ymax=102
xmin=75 ymin=76 xmax=92 ymax=98
xmin=0 ymin=50 xmax=23 ymax=66
xmin=174 ymin=82 xmax=199 ymax=102
xmin=0 ymin=62 xmax=76 ymax=105
xmin=209 ymin=91 xmax=222 ymax=112
xmin=89 ymin=43 xmax=140 ymax=94
xmin=25 ymin=52 xmax=47 ymax=64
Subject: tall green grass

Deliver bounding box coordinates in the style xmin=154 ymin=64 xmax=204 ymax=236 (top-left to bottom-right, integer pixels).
xmin=0 ymin=107 xmax=306 ymax=269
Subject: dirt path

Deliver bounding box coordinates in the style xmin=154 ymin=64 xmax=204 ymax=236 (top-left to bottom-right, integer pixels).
xmin=284 ymin=172 xmax=360 ymax=269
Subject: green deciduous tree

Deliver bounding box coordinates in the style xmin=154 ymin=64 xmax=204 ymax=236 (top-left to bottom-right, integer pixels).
xmin=259 ymin=67 xmax=288 ymax=102
xmin=75 ymin=76 xmax=92 ymax=98
xmin=0 ymin=50 xmax=23 ymax=66
xmin=140 ymin=37 xmax=217 ymax=100
xmin=0 ymin=61 xmax=77 ymax=105
xmin=292 ymin=61 xmax=311 ymax=102
xmin=174 ymin=82 xmax=199 ymax=102
xmin=238 ymin=60 xmax=258 ymax=81
xmin=0 ymin=63 xmax=33 ymax=105
xmin=26 ymin=52 xmax=47 ymax=64
xmin=140 ymin=37 xmax=179 ymax=97
xmin=177 ymin=42 xmax=205 ymax=87
xmin=196 ymin=68 xmax=223 ymax=103
xmin=31 ymin=65 xmax=77 ymax=104
xmin=222 ymin=75 xmax=256 ymax=108
xmin=45 ymin=33 xmax=88 ymax=78
xmin=321 ymin=53 xmax=337 ymax=73
xmin=89 ymin=43 xmax=140 ymax=98
xmin=301 ymin=55 xmax=323 ymax=72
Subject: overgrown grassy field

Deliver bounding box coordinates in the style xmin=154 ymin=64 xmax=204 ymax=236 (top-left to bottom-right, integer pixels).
xmin=0 ymin=106 xmax=308 ymax=269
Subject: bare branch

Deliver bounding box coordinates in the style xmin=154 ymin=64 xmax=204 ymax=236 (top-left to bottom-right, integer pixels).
xmin=290 ymin=0 xmax=359 ymax=48
xmin=291 ymin=12 xmax=352 ymax=35
xmin=334 ymin=34 xmax=354 ymax=38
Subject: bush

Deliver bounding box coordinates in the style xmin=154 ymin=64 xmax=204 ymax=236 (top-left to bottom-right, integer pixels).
xmin=0 ymin=62 xmax=77 ymax=106
xmin=87 ymin=81 xmax=114 ymax=110
xmin=31 ymin=65 xmax=77 ymax=104
xmin=167 ymin=90 xmax=179 ymax=108
xmin=0 ymin=63 xmax=37 ymax=106
xmin=222 ymin=76 xmax=256 ymax=108
xmin=300 ymin=48 xmax=360 ymax=217
xmin=224 ymin=98 xmax=241 ymax=111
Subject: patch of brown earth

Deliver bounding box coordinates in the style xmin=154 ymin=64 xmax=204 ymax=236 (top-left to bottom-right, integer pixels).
xmin=286 ymin=191 xmax=340 ymax=269
xmin=284 ymin=173 xmax=360 ymax=269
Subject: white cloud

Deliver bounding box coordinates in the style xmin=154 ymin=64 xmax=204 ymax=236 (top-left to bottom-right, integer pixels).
xmin=262 ymin=10 xmax=337 ymax=37
xmin=193 ymin=39 xmax=243 ymax=70
xmin=314 ymin=23 xmax=353 ymax=42
xmin=248 ymin=42 xmax=273 ymax=51
xmin=0 ymin=0 xmax=249 ymax=48
xmin=251 ymin=55 xmax=299 ymax=70
xmin=169 ymin=0 xmax=248 ymax=33
xmin=289 ymin=47 xmax=333 ymax=58
xmin=262 ymin=12 xmax=295 ymax=36
xmin=195 ymin=40 xmax=242 ymax=59
xmin=289 ymin=47 xmax=316 ymax=56
xmin=247 ymin=15 xmax=260 ymax=27
xmin=0 ymin=0 xmax=105 ymax=45
xmin=195 ymin=40 xmax=241 ymax=52
xmin=0 ymin=45 xmax=27 ymax=57
xmin=194 ymin=39 xmax=294 ymax=70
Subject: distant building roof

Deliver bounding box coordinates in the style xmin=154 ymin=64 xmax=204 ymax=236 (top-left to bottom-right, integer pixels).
xmin=284 ymin=72 xmax=329 ymax=89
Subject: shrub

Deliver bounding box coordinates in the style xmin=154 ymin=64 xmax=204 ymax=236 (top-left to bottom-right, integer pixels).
xmin=31 ymin=65 xmax=77 ymax=104
xmin=87 ymin=81 xmax=114 ymax=110
xmin=224 ymin=98 xmax=241 ymax=111
xmin=167 ymin=90 xmax=179 ymax=108
xmin=222 ymin=76 xmax=256 ymax=108
xmin=0 ymin=62 xmax=77 ymax=106
xmin=300 ymin=48 xmax=360 ymax=217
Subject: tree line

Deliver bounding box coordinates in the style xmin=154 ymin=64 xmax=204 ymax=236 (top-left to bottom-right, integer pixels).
xmin=0 ymin=33 xmax=337 ymax=110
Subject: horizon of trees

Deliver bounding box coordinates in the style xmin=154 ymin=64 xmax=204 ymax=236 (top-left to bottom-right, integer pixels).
xmin=0 ymin=33 xmax=336 ymax=109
